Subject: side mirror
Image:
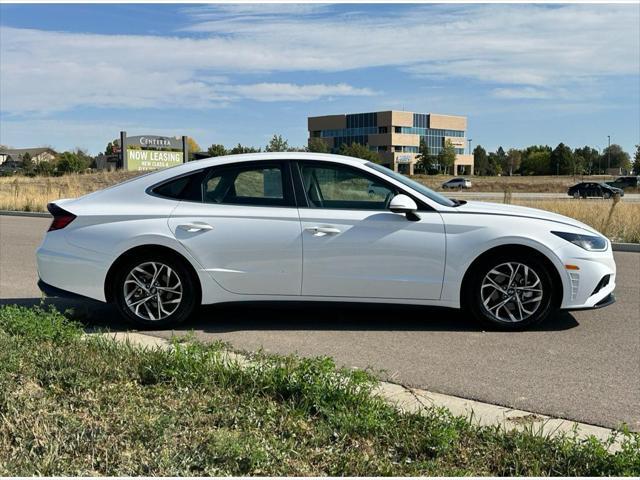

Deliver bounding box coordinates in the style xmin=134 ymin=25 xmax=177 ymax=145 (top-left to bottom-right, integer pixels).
xmin=389 ymin=194 xmax=420 ymax=221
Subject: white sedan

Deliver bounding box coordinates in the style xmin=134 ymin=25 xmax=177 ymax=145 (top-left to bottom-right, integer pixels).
xmin=442 ymin=177 xmax=472 ymax=189
xmin=37 ymin=152 xmax=616 ymax=330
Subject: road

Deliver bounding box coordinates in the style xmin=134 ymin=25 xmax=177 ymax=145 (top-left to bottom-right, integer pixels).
xmin=1 ymin=215 xmax=638 ymax=431
xmin=450 ymin=192 xmax=640 ymax=202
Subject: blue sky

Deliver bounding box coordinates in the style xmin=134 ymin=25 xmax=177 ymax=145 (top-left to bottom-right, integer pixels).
xmin=1 ymin=3 xmax=638 ymax=155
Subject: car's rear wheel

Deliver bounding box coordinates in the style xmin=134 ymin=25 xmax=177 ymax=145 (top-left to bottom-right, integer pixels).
xmin=465 ymin=253 xmax=557 ymax=330
xmin=113 ymin=255 xmax=197 ymax=328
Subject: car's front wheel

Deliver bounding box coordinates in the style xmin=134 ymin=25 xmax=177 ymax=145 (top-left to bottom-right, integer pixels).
xmin=465 ymin=253 xmax=557 ymax=330
xmin=113 ymin=255 xmax=198 ymax=328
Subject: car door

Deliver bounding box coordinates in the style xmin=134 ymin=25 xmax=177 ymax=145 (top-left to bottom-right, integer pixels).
xmin=167 ymin=160 xmax=302 ymax=296
xmin=295 ymin=161 xmax=446 ymax=300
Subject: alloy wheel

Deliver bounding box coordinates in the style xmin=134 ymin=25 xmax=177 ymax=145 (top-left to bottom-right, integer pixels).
xmin=123 ymin=261 xmax=183 ymax=321
xmin=480 ymin=262 xmax=543 ymax=323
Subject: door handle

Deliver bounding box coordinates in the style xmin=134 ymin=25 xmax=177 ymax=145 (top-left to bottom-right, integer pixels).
xmin=305 ymin=226 xmax=341 ymax=236
xmin=177 ymin=222 xmax=214 ymax=232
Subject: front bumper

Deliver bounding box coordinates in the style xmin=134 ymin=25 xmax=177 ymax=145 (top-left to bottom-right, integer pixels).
xmin=563 ymin=292 xmax=616 ymax=311
xmin=555 ymin=243 xmax=617 ymax=310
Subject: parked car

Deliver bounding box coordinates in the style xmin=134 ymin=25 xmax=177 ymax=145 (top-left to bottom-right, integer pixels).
xmin=442 ymin=177 xmax=472 ymax=189
xmin=37 ymin=152 xmax=616 ymax=331
xmin=606 ymin=176 xmax=639 ymax=190
xmin=567 ymin=182 xmax=624 ymax=199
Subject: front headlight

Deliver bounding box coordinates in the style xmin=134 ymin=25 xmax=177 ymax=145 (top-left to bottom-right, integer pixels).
xmin=551 ymin=231 xmax=608 ymax=251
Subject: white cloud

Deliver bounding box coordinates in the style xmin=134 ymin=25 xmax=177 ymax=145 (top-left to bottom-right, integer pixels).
xmin=222 ymin=83 xmax=375 ymax=102
xmin=492 ymin=87 xmax=555 ymax=100
xmin=0 ymin=4 xmax=638 ymax=114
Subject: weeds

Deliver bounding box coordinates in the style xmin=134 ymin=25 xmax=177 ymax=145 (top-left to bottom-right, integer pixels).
xmin=0 ymin=305 xmax=638 ymax=475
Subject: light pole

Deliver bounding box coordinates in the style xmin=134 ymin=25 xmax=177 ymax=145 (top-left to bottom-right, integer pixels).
xmin=595 ymin=145 xmax=601 ymax=175
xmin=607 ymin=135 xmax=611 ymax=172
xmin=467 ymin=138 xmax=473 ymax=155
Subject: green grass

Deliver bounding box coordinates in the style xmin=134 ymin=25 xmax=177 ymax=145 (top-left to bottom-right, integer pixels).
xmin=1 ymin=305 xmax=638 ymax=476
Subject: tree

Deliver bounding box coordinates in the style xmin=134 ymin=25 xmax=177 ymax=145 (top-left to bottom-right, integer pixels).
xmin=21 ymin=152 xmax=35 ymax=174
xmin=265 ymin=134 xmax=289 ymax=152
xmin=338 ymin=142 xmax=380 ymax=162
xmin=495 ymin=146 xmax=507 ymax=174
xmin=506 ymin=148 xmax=522 ymax=176
xmin=35 ymin=160 xmax=56 ymax=176
xmin=416 ymin=139 xmax=437 ymax=174
xmin=633 ymin=144 xmax=640 ymax=175
xmin=229 ymin=143 xmax=261 ymax=155
xmin=601 ymin=144 xmax=631 ymax=171
xmin=520 ymin=145 xmax=552 ymax=175
xmin=437 ymin=139 xmax=456 ymax=175
xmin=487 ymin=152 xmax=502 ymax=176
xmin=186 ymin=137 xmax=201 ymax=161
xmin=206 ymin=144 xmax=227 ymax=157
xmin=473 ymin=145 xmax=489 ymax=176
xmin=550 ymin=143 xmax=574 ymax=175
xmin=307 ymin=137 xmax=329 ymax=153
xmin=56 ymin=151 xmax=89 ymax=173
xmin=520 ymin=150 xmax=551 ymax=175
xmin=574 ymin=146 xmax=600 ymax=175
xmin=105 ymin=142 xmax=115 ymax=156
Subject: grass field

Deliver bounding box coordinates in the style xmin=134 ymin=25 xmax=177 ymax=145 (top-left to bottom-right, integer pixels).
xmin=1 ymin=304 xmax=638 ymax=476
xmin=1 ymin=171 xmax=638 ymax=242
xmin=414 ymin=174 xmax=637 ymax=193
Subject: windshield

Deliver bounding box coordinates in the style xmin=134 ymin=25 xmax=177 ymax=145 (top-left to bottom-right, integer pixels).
xmin=366 ymin=162 xmax=456 ymax=207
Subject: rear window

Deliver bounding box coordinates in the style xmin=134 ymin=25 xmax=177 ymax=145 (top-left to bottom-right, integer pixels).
xmin=151 ymin=171 xmax=204 ymax=201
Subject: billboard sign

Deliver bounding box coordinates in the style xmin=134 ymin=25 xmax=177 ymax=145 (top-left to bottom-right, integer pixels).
xmin=120 ymin=131 xmax=188 ymax=171
xmin=126 ymin=149 xmax=184 ymax=171
xmin=127 ymin=135 xmax=184 ymax=149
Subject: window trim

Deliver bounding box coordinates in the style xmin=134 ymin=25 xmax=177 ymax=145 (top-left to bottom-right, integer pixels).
xmin=291 ymin=160 xmax=433 ymax=212
xmin=147 ymin=169 xmax=206 ymax=201
xmin=201 ymin=160 xmax=296 ymax=208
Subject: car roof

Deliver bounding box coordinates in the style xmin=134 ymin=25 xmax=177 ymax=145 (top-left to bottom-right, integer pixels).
xmin=196 ymin=151 xmax=369 ymax=168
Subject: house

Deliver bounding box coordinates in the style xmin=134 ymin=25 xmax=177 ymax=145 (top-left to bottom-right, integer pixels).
xmin=0 ymin=147 xmax=57 ymax=171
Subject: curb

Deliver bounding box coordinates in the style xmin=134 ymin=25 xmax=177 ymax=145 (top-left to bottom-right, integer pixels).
xmin=1 ymin=210 xmax=637 ymax=252
xmin=86 ymin=331 xmax=626 ymax=452
xmin=612 ymin=242 xmax=640 ymax=252
xmin=0 ymin=210 xmax=50 ymax=218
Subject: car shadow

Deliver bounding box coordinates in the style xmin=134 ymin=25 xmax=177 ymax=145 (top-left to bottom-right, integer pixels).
xmin=0 ymin=297 xmax=580 ymax=333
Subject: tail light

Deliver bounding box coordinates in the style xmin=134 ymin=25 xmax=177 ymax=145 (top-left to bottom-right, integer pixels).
xmin=47 ymin=203 xmax=76 ymax=232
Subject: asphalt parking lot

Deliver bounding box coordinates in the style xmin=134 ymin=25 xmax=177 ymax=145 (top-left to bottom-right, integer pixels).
xmin=1 ymin=214 xmax=638 ymax=431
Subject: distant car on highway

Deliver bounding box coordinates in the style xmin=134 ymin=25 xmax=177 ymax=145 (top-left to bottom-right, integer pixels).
xmin=442 ymin=177 xmax=472 ymax=190
xmin=567 ymin=182 xmax=624 ymax=199
xmin=37 ymin=152 xmax=616 ymax=331
xmin=606 ymin=176 xmax=639 ymax=190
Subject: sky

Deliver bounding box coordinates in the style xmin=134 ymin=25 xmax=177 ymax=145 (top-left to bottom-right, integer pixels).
xmin=0 ymin=3 xmax=639 ymax=155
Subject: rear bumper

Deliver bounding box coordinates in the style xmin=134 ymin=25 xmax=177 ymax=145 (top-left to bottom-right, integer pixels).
xmin=38 ymin=279 xmax=93 ymax=301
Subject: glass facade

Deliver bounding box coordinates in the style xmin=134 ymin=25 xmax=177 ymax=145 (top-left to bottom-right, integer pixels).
xmin=313 ymin=111 xmax=466 ymax=157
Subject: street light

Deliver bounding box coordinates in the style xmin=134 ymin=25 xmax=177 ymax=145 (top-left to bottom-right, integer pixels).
xmin=595 ymin=145 xmax=601 ymax=175
xmin=607 ymin=135 xmax=611 ymax=171
xmin=467 ymin=138 xmax=473 ymax=155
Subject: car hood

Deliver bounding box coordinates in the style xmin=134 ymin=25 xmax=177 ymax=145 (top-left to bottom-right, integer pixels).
xmin=453 ymin=201 xmax=601 ymax=235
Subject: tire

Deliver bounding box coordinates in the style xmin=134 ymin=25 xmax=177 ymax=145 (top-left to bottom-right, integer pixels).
xmin=464 ymin=252 xmax=557 ymax=330
xmin=603 ymin=192 xmax=611 ymax=199
xmin=112 ymin=253 xmax=198 ymax=328
xmin=572 ymin=191 xmax=580 ymax=199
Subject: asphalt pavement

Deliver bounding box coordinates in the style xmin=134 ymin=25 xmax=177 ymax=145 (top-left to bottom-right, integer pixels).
xmin=1 ymin=214 xmax=638 ymax=431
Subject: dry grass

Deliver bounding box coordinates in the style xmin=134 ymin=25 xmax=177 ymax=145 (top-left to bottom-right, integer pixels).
xmin=511 ymin=199 xmax=640 ymax=244
xmin=0 ymin=171 xmax=140 ymax=212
